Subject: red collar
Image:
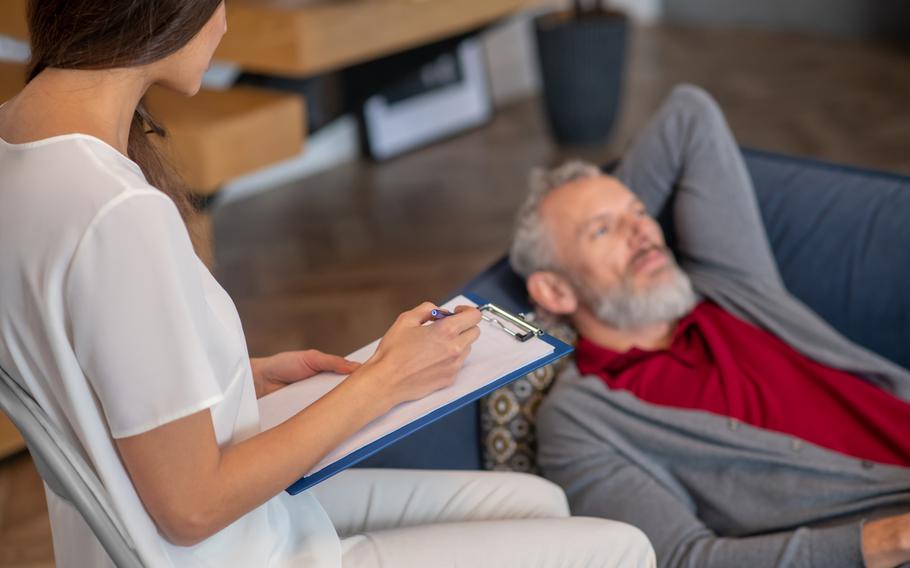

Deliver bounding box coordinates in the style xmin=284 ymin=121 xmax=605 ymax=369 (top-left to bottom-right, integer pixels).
xmin=576 ymin=302 xmax=707 ymax=376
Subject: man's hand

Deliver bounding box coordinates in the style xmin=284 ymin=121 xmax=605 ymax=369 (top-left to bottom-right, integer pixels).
xmin=250 ymin=350 xmax=361 ymax=398
xmin=862 ymin=512 xmax=910 ymax=568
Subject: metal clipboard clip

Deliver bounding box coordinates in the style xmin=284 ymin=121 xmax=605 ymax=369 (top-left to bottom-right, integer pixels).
xmin=478 ymin=303 xmax=544 ymax=342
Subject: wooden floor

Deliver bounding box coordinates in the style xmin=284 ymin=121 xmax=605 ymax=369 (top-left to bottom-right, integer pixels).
xmin=2 ymin=23 xmax=909 ymax=566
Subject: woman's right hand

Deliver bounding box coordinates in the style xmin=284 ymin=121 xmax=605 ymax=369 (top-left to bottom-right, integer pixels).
xmin=352 ymin=302 xmax=482 ymax=412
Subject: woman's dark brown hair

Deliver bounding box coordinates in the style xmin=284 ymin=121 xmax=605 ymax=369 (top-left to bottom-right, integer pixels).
xmin=26 ymin=0 xmax=223 ymax=221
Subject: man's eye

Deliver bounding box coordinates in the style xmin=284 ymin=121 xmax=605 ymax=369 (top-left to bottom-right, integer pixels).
xmin=592 ymin=225 xmax=609 ymax=238
xmin=635 ymin=208 xmax=647 ymax=217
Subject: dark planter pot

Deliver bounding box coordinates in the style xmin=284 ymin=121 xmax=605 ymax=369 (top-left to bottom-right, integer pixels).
xmin=534 ymin=10 xmax=629 ymax=145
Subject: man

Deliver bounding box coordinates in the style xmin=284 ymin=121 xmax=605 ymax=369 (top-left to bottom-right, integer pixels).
xmin=511 ymin=85 xmax=910 ymax=568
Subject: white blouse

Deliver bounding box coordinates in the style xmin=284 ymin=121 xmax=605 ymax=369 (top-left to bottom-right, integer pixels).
xmin=0 ymin=133 xmax=340 ymax=567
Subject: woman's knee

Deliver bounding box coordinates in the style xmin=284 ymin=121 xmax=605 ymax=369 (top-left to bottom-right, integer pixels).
xmin=494 ymin=471 xmax=570 ymax=518
xmin=569 ymin=517 xmax=656 ymax=567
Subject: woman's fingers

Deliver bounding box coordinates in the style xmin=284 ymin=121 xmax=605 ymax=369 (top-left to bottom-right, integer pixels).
xmin=436 ymin=307 xmax=481 ymax=335
xmin=453 ymin=325 xmax=481 ymax=351
xmin=401 ymin=302 xmax=482 ymax=328
xmin=302 ymin=350 xmax=361 ymax=375
xmin=405 ymin=301 xmax=440 ymax=325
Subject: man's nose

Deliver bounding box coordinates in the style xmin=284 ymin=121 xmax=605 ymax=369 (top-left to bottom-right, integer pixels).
xmin=622 ymin=213 xmax=648 ymax=245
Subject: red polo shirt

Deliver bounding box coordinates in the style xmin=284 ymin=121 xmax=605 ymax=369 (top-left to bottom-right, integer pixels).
xmin=576 ymin=301 xmax=910 ymax=467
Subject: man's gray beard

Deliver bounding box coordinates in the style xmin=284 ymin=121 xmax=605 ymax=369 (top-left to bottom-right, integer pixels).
xmin=575 ymin=263 xmax=697 ymax=331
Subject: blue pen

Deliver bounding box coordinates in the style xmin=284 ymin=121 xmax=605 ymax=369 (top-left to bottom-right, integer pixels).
xmin=430 ymin=308 xmax=454 ymax=320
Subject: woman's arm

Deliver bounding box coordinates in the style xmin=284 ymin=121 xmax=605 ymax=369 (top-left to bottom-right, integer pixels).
xmin=116 ymin=302 xmax=481 ymax=546
xmin=116 ymin=368 xmax=384 ymax=546
xmin=250 ymin=350 xmax=361 ymax=399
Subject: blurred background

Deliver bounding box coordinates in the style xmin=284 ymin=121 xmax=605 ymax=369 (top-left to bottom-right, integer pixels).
xmin=1 ymin=1 xmax=909 ymax=564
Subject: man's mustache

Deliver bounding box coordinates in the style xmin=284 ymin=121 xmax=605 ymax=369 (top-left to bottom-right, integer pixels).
xmin=627 ymin=244 xmax=671 ymax=274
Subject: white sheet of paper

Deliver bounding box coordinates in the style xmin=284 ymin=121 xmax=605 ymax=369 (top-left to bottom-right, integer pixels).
xmin=257 ymin=295 xmax=555 ymax=477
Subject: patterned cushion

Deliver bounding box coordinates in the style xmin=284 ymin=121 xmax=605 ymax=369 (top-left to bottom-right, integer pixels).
xmin=480 ymin=322 xmax=576 ymax=473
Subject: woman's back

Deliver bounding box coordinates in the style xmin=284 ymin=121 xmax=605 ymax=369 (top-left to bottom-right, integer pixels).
xmin=0 ymin=134 xmax=339 ymax=567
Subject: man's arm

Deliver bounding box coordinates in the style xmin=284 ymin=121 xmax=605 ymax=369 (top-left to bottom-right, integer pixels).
xmin=615 ymin=84 xmax=783 ymax=288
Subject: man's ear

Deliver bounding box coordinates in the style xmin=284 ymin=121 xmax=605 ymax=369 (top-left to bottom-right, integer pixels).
xmin=527 ymin=271 xmax=578 ymax=315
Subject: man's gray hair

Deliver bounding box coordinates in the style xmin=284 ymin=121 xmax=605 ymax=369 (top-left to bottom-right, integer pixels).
xmin=510 ymin=160 xmax=602 ymax=278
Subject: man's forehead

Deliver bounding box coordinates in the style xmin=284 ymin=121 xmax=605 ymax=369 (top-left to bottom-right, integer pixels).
xmin=541 ymin=175 xmax=635 ymax=219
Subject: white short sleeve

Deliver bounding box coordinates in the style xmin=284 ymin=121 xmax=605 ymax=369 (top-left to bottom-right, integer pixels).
xmin=66 ymin=190 xmax=228 ymax=438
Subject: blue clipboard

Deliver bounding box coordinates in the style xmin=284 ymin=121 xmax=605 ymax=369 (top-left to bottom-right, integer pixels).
xmin=284 ymin=292 xmax=573 ymax=495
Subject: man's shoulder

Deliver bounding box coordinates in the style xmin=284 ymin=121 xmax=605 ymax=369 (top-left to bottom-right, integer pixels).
xmin=539 ymin=364 xmax=613 ymax=422
xmin=539 ymin=364 xmax=705 ymax=430
xmin=546 ymin=363 xmax=591 ymax=395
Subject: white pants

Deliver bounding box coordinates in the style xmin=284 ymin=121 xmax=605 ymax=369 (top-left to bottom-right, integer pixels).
xmin=313 ymin=469 xmax=656 ymax=568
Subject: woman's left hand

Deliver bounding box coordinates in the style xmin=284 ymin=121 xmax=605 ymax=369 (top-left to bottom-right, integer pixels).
xmin=251 ymin=350 xmax=361 ymax=398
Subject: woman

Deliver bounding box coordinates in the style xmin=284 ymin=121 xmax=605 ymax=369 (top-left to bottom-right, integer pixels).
xmin=0 ymin=1 xmax=655 ymax=566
